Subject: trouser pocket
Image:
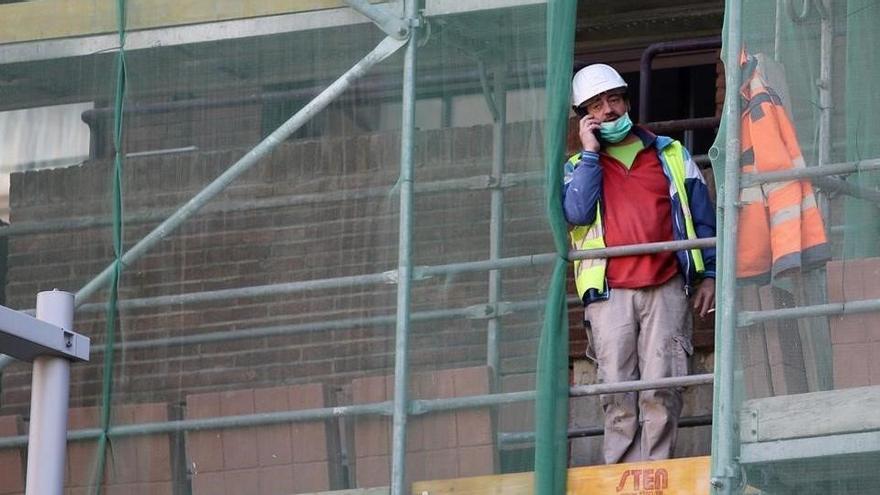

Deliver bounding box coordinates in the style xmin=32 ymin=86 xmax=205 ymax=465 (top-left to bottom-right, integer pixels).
xmin=671 ymin=335 xmax=694 ymax=377
xmin=583 ymin=319 xmax=598 ymax=364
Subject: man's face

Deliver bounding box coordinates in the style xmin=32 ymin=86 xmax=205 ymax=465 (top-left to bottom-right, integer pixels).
xmin=577 ymin=90 xmax=628 ymax=122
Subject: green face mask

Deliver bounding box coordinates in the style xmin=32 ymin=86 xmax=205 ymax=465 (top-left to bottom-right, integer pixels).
xmin=599 ymin=113 xmax=633 ymax=143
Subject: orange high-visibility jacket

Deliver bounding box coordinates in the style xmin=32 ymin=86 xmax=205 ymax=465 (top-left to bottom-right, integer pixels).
xmin=737 ymin=51 xmax=831 ymax=282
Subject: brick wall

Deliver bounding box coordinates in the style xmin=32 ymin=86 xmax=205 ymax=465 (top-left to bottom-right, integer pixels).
xmin=0 ymin=121 xmax=549 ymax=490
xmin=0 ymin=415 xmax=24 ymax=495
xmin=65 ymin=403 xmax=174 ymax=494
xmin=827 ymin=258 xmax=880 ymax=388
xmin=89 ymin=96 xmax=264 ymax=159
xmin=351 ymin=366 xmax=495 ymax=488
xmin=738 ymin=285 xmax=809 ymax=399
xmin=1 ymin=122 xmax=547 ymax=414
xmin=1 ymin=110 xmax=723 ymax=488
xmin=186 ymin=384 xmax=339 ymax=494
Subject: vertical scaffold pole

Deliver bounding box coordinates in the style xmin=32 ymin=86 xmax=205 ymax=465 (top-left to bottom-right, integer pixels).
xmin=390 ymin=1 xmax=418 ymax=494
xmin=711 ymin=0 xmax=743 ymax=494
xmin=487 ymin=63 xmax=508 ymax=391
xmin=487 ymin=63 xmax=507 ymax=471
xmin=25 ymin=290 xmax=75 ymax=495
xmin=797 ymin=0 xmax=835 ymax=393
xmin=773 ymin=0 xmax=783 ymax=61
xmin=818 ymin=0 xmax=832 ymax=169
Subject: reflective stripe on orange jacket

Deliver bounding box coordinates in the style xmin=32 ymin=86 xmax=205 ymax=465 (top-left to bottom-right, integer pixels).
xmin=737 ymin=51 xmax=831 ymax=282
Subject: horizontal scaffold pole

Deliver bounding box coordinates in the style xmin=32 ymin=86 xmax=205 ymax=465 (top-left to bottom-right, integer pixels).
xmin=738 ymin=296 xmax=880 ymax=327
xmin=741 ymin=157 xmax=880 ymax=187
xmin=570 ymin=237 xmax=715 ymax=261
xmin=87 ymin=298 xmax=553 ymax=354
xmin=66 ymin=237 xmax=715 ymax=314
xmin=0 ymin=172 xmax=542 ymax=239
xmin=0 ymin=374 xmax=712 ymax=448
xmin=568 ymin=373 xmax=714 ymax=396
xmin=1 ymin=297 xmax=579 ymax=371
xmin=10 ymin=155 xmax=880 ymax=241
xmin=0 ymin=401 xmax=393 ymax=448
xmin=3 ymin=237 xmax=716 ymax=364
xmin=499 ymin=414 xmax=713 ymax=444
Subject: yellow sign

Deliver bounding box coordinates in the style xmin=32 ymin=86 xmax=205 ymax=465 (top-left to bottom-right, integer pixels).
xmin=569 ymin=457 xmax=710 ymax=495
xmin=411 ymin=456 xmax=711 ymax=495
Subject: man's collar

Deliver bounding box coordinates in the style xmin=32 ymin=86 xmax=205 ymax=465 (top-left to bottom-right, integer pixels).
xmin=630 ymin=125 xmax=658 ymax=147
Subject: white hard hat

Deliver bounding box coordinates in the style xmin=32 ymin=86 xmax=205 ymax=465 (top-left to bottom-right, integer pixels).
xmin=571 ymin=64 xmax=628 ymax=107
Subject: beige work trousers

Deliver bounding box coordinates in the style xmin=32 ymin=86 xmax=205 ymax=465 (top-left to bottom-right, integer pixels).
xmin=584 ymin=275 xmax=693 ymax=464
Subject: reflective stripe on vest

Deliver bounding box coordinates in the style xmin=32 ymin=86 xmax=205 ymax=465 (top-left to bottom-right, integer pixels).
xmin=570 ymin=204 xmax=606 ymax=301
xmin=659 ymin=142 xmax=706 ymax=274
xmin=567 ymin=155 xmax=606 ymax=300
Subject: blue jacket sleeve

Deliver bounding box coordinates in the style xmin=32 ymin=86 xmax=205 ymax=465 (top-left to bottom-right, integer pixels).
xmin=562 ymin=151 xmax=602 ymax=225
xmin=682 ymin=149 xmax=717 ymax=278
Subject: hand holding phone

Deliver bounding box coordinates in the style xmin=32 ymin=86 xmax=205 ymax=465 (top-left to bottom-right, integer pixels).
xmin=579 ymin=116 xmax=601 ymax=152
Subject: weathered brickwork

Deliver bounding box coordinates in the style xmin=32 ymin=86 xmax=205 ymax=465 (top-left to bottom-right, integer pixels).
xmin=350 ymin=366 xmax=495 ymax=488
xmin=0 ymin=415 xmax=24 ymax=495
xmin=2 ymin=123 xmax=547 ymax=414
xmin=827 ymin=258 xmax=880 ymax=388
xmin=65 ymin=403 xmax=174 ymax=495
xmin=0 ymin=121 xmax=549 ymax=491
xmin=186 ymin=383 xmax=340 ymax=494
xmin=0 ymin=115 xmax=723 ymax=491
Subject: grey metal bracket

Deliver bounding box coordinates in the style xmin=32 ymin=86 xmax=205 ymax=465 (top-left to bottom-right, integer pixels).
xmin=344 ymin=0 xmax=410 ymax=40
xmin=0 ymin=303 xmax=89 ymax=362
xmin=741 ymin=406 xmax=759 ymax=443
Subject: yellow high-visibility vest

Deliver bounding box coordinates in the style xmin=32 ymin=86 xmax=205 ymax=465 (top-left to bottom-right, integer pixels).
xmin=569 ymin=141 xmax=705 ymax=302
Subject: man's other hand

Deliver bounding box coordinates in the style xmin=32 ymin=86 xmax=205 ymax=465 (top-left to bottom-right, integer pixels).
xmin=693 ymin=278 xmax=715 ymax=318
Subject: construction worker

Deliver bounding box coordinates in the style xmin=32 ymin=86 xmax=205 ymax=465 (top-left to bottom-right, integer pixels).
xmin=562 ymin=63 xmax=716 ymax=463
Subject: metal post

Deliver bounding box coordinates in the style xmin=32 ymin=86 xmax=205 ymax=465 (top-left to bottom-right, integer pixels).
xmin=817 ymin=0 xmax=832 ymax=210
xmin=25 ymin=290 xmax=75 ymax=495
xmin=487 ymin=63 xmax=507 ymax=391
xmin=796 ymin=0 xmax=835 ymax=392
xmin=390 ymin=1 xmax=417 ymax=494
xmin=774 ymin=0 xmax=783 ymax=61
xmin=711 ymin=0 xmax=743 ymax=493
xmin=485 ymin=62 xmax=507 ymax=475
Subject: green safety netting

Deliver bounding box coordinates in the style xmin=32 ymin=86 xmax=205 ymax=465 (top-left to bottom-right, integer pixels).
xmin=535 ymin=0 xmax=575 ymax=493
xmin=0 ymin=1 xmax=559 ymax=494
xmin=712 ymin=1 xmax=880 ymax=494
xmin=11 ymin=1 xmax=880 ymax=494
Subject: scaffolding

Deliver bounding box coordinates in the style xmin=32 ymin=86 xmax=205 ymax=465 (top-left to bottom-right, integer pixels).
xmin=0 ymin=1 xmax=722 ymax=494
xmin=711 ymin=0 xmax=880 ymax=493
xmin=3 ymin=0 xmax=878 ymax=494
